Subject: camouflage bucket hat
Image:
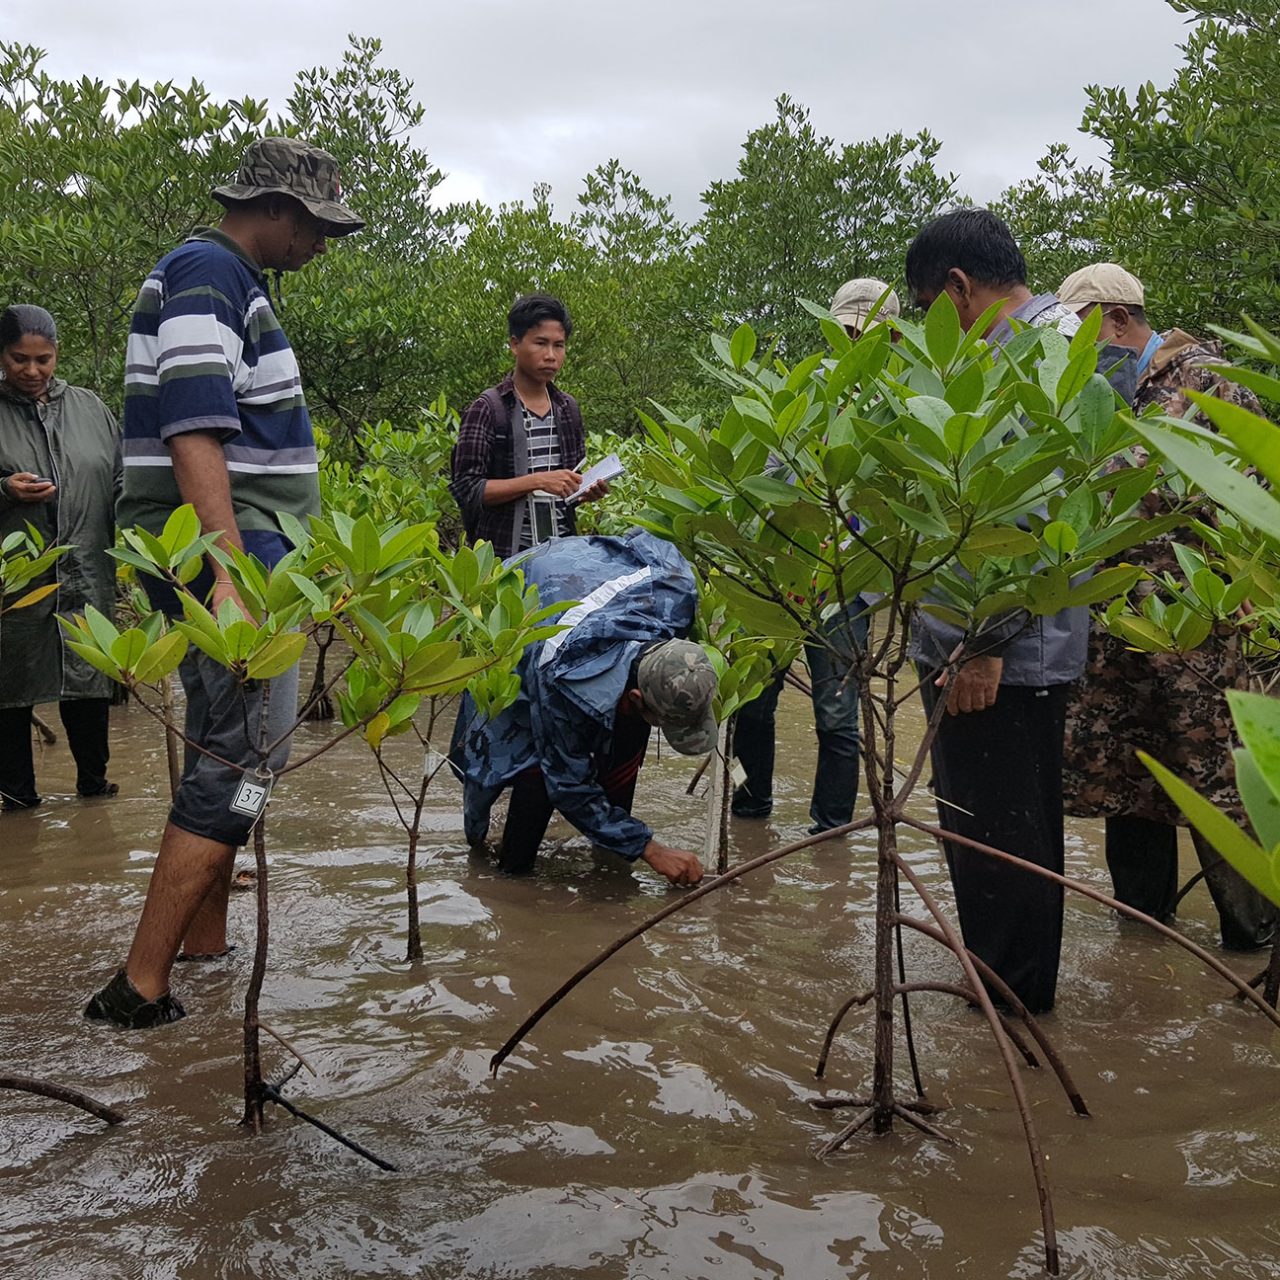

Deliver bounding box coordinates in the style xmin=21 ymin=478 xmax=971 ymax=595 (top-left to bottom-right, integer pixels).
xmin=212 ymin=136 xmax=364 ymax=235
xmin=637 ymin=638 xmax=719 ymax=756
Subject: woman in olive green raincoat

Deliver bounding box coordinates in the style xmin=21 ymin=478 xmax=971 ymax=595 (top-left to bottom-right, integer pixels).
xmin=0 ymin=304 xmax=121 ymax=810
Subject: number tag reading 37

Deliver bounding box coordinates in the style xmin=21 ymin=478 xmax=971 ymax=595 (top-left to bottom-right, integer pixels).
xmin=230 ymin=770 xmax=273 ymax=820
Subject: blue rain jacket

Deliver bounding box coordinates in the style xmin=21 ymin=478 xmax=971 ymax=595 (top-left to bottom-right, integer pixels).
xmin=457 ymin=530 xmax=699 ymax=859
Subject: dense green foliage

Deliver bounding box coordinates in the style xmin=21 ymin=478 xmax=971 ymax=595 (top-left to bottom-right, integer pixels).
xmin=1 ymin=0 xmax=1274 ymax=460
xmin=998 ymin=0 xmax=1280 ymax=337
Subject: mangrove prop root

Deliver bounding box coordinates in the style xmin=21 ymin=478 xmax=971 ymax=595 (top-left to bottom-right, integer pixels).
xmin=817 ymin=1105 xmax=875 ymax=1157
xmin=903 ymin=816 xmax=1280 ymax=1034
xmin=896 ymin=914 xmax=1089 ymax=1118
xmin=893 ymin=855 xmax=1060 ymax=1277
xmin=256 ymin=1020 xmax=318 ymax=1077
xmin=685 ymin=753 xmax=710 ymax=796
xmin=894 ymin=870 xmax=926 ymax=1099
xmin=1264 ymin=934 xmax=1280 ymax=1008
xmin=269 ymin=1060 xmax=305 ymax=1093
xmin=814 ymin=990 xmax=873 ymax=1078
xmin=30 ymin=711 xmax=56 ymax=745
xmin=810 ymin=1095 xmax=941 ymax=1115
xmin=891 ymin=1101 xmax=955 ymax=1144
xmin=893 ymin=981 xmax=1041 ymax=1070
xmin=490 ymin=816 xmax=877 ymax=1076
xmin=1173 ymin=867 xmax=1207 ymax=910
xmin=262 ymin=1084 xmax=398 ymax=1172
xmin=0 ymin=1075 xmax=124 ymax=1125
xmin=301 ymin=624 xmax=336 ymax=722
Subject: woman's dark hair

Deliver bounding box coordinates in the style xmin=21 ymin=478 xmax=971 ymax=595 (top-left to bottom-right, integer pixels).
xmin=905 ymin=209 xmax=1027 ymax=299
xmin=0 ymin=304 xmax=58 ymax=350
xmin=508 ymin=293 xmax=573 ymax=341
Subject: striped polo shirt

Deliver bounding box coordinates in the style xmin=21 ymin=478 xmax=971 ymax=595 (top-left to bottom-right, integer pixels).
xmin=118 ymin=228 xmax=320 ymax=558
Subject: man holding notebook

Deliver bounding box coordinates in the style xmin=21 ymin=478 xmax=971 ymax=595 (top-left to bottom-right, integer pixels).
xmin=449 ymin=293 xmax=609 ymax=557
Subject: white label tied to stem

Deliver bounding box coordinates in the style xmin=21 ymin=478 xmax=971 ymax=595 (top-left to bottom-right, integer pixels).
xmin=229 ymin=770 xmax=272 ymax=819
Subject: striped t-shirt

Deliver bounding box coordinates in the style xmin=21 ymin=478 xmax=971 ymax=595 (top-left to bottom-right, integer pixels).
xmin=515 ymin=403 xmax=571 ymax=550
xmin=117 ymin=229 xmax=320 ymax=558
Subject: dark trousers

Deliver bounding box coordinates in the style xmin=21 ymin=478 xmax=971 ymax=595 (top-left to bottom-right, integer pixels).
xmin=1106 ymin=814 xmax=1276 ymax=951
xmin=920 ymin=679 xmax=1068 ymax=1014
xmin=734 ymin=604 xmax=867 ymax=831
xmin=0 ymin=699 xmax=112 ymax=807
xmin=498 ymin=711 xmax=652 ymax=873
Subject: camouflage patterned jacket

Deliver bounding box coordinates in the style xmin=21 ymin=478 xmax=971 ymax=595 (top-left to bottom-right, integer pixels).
xmin=1063 ymin=329 xmax=1262 ymax=822
xmin=456 ymin=530 xmax=699 ymax=859
xmin=1123 ymin=329 xmax=1263 ymax=580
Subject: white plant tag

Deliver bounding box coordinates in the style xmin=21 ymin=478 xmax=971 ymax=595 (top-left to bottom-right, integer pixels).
xmin=424 ymin=747 xmax=447 ymax=779
xmin=730 ymin=761 xmax=748 ymax=789
xmin=229 ymin=771 xmax=272 ymax=819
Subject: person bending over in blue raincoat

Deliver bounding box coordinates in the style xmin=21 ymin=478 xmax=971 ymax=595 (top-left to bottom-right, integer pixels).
xmin=453 ymin=530 xmax=716 ymax=887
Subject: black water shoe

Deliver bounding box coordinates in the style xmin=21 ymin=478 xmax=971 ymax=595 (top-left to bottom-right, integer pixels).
xmin=84 ymin=970 xmax=186 ymax=1029
xmin=77 ymin=781 xmax=119 ymax=799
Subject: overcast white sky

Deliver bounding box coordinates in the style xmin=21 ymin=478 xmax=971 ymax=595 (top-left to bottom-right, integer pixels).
xmin=17 ymin=0 xmax=1193 ymax=219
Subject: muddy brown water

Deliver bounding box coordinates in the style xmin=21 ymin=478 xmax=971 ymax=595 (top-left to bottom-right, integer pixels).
xmin=3 ymin=687 xmax=1279 ymax=1280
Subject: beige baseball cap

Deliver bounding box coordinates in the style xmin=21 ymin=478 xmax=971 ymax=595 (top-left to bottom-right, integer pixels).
xmin=830 ymin=278 xmax=900 ymax=333
xmin=1057 ymin=263 xmax=1144 ymax=309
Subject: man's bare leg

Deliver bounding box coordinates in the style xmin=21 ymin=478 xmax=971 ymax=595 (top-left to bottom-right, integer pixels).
xmin=180 ymin=860 xmax=236 ymax=957
xmin=124 ymin=822 xmax=235 ymax=1000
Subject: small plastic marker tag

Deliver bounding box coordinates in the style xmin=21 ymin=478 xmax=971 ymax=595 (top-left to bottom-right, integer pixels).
xmin=730 ymin=761 xmax=748 ymax=789
xmin=229 ymin=771 xmax=272 ymax=819
xmin=424 ymin=747 xmax=446 ymax=779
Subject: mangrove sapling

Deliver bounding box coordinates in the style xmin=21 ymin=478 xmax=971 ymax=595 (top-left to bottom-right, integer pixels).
xmin=347 ymin=540 xmax=569 ymax=963
xmin=698 ymin=610 xmax=778 ymax=872
xmin=62 ymin=507 xmax=556 ymax=1162
xmin=494 ymin=300 xmax=1268 ymax=1275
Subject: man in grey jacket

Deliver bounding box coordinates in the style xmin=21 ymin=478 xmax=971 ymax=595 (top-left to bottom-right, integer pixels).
xmin=902 ymin=209 xmax=1128 ymax=1013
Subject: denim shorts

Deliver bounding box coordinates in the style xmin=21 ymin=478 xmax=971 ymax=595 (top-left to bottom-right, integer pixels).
xmin=169 ymin=648 xmax=300 ymax=846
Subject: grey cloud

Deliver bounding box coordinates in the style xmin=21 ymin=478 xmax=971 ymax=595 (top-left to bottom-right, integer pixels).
xmin=31 ymin=0 xmax=1192 ymax=218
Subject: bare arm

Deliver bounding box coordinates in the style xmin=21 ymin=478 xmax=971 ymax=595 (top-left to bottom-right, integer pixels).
xmin=168 ymin=431 xmax=246 ymax=615
xmin=483 ymin=470 xmax=582 ymax=504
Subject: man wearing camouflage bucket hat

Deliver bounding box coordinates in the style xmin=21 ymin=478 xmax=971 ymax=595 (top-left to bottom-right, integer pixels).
xmin=452 ymin=530 xmax=715 ymax=886
xmin=85 ymin=138 xmax=362 ymax=1030
xmin=211 ymin=136 xmax=364 ymax=237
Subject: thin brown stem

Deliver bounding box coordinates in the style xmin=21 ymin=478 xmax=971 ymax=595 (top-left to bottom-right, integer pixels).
xmin=490 ymin=816 xmax=877 ymax=1075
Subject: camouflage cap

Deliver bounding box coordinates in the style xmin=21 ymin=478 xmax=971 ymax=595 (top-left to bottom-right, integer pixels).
xmin=212 ymin=136 xmax=364 ymax=236
xmin=637 ymin=638 xmax=718 ymax=756
xmin=830 ymin=278 xmax=900 ymax=334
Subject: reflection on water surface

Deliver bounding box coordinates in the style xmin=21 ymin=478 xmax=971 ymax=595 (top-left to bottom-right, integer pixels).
xmin=2 ymin=691 xmax=1278 ymax=1278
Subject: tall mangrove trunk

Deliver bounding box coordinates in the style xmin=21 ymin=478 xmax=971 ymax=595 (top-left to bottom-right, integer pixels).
xmin=242 ymin=813 xmax=270 ymax=1129
xmin=871 ymin=816 xmax=899 ymax=1130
